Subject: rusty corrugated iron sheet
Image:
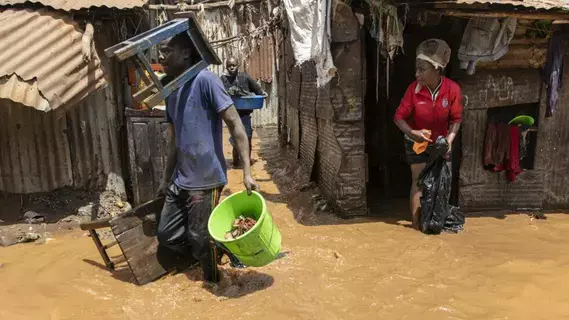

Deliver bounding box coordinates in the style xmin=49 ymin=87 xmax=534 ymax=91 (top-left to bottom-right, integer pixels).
xmin=197 ymin=10 xmax=237 ymax=77
xmin=454 ymin=0 xmax=569 ymax=10
xmin=0 ymin=99 xmax=72 ymax=193
xmin=0 ymin=85 xmax=123 ymax=194
xmin=0 ymin=0 xmax=146 ymax=10
xmin=244 ymin=36 xmax=274 ymax=82
xmin=195 ymin=9 xmax=277 ymax=125
xmin=0 ymin=8 xmax=107 ymax=112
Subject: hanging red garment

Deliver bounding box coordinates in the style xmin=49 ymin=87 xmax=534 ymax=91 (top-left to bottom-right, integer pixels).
xmin=484 ymin=123 xmax=510 ymax=168
xmin=487 ymin=125 xmax=522 ymax=181
xmin=505 ymin=125 xmax=522 ymax=181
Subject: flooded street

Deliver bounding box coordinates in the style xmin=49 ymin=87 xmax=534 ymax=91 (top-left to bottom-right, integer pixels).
xmin=1 ymin=128 xmax=569 ymax=320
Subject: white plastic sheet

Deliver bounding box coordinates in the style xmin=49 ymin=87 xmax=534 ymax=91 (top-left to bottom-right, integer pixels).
xmin=282 ymin=0 xmax=336 ymax=86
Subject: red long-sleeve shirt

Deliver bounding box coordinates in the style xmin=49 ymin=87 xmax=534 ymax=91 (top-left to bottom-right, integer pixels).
xmin=394 ymin=77 xmax=463 ymax=142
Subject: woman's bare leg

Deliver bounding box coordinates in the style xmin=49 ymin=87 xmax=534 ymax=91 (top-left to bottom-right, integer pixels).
xmin=410 ymin=163 xmax=426 ymax=229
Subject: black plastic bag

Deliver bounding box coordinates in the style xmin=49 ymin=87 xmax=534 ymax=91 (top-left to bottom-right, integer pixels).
xmin=418 ymin=137 xmax=465 ymax=234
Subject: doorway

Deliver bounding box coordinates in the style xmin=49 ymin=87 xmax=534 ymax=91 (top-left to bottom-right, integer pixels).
xmin=364 ymin=16 xmax=467 ymax=214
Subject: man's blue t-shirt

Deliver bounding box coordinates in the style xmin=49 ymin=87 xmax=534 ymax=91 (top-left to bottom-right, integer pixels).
xmin=166 ymin=70 xmax=233 ymax=190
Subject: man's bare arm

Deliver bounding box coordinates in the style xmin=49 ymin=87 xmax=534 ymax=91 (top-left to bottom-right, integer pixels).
xmin=220 ymin=105 xmax=258 ymax=193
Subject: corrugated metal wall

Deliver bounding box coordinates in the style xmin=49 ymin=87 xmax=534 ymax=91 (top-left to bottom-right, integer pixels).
xmin=0 ymin=85 xmax=123 ymax=194
xmin=0 ymin=23 xmax=126 ymax=195
xmin=67 ymin=85 xmax=123 ymax=193
xmin=0 ymin=99 xmax=72 ymax=193
xmin=197 ymin=7 xmax=278 ymax=126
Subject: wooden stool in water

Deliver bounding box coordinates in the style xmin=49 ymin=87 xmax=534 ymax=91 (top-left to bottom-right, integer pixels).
xmin=80 ymin=198 xmax=179 ymax=285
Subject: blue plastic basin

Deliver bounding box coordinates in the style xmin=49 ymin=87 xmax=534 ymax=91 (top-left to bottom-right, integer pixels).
xmin=232 ymin=95 xmax=264 ymax=110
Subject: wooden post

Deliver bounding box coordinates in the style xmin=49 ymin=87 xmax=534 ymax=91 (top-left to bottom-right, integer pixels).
xmin=439 ymin=10 xmax=569 ymax=20
xmin=148 ymin=0 xmax=262 ymax=11
xmin=173 ymin=0 xmax=262 ymax=14
xmin=88 ymin=230 xmax=115 ymax=271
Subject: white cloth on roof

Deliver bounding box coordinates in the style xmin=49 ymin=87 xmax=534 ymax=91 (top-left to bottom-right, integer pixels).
xmin=458 ymin=17 xmax=517 ymax=75
xmin=282 ymin=0 xmax=336 ymax=86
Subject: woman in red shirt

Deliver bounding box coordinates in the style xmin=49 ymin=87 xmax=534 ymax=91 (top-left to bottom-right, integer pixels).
xmin=393 ymin=39 xmax=463 ymax=230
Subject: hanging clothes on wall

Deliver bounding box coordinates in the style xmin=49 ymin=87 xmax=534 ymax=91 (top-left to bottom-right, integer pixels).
xmin=483 ymin=123 xmax=522 ymax=182
xmin=365 ymin=0 xmax=404 ymax=60
xmin=543 ymin=27 xmax=565 ymax=118
xmin=484 ymin=123 xmax=510 ymax=168
xmin=458 ymin=17 xmax=517 ymax=75
xmin=282 ymin=0 xmax=336 ymax=87
xmin=365 ymin=0 xmax=403 ymax=100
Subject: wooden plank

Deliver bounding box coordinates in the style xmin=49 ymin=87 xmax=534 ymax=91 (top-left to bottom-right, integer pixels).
xmin=126 ymin=118 xmax=140 ymax=205
xmin=114 ymin=223 xmax=165 ymax=285
xmin=110 ymin=198 xmax=164 ymax=235
xmin=172 ymin=0 xmax=261 ymax=12
xmin=148 ymin=121 xmax=162 ymax=194
xmin=133 ymin=82 xmax=158 ymax=103
xmin=142 ymin=60 xmax=208 ymax=108
xmin=133 ymin=123 xmax=154 ymax=203
xmin=440 ymin=10 xmax=569 ymax=20
xmin=136 ymin=53 xmax=164 ymax=91
xmin=106 ymin=19 xmax=187 ymax=58
xmin=125 ymin=108 xmax=166 ymax=118
xmin=89 ymin=230 xmax=114 ymax=270
xmin=114 ymin=19 xmax=189 ymax=61
xmin=80 ymin=218 xmax=111 ymax=230
xmin=157 ymin=122 xmax=171 ymax=189
xmin=132 ymin=58 xmax=153 ymax=86
xmin=109 ymin=198 xmax=182 ymax=285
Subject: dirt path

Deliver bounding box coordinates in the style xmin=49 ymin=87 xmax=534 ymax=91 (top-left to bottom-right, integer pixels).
xmin=1 ymin=127 xmax=569 ymax=320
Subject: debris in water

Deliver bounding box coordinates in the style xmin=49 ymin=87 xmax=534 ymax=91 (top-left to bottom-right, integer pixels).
xmin=18 ymin=232 xmax=41 ymax=244
xmin=532 ymin=211 xmax=547 ymax=220
xmin=225 ymin=215 xmax=257 ymax=240
xmin=23 ymin=211 xmax=46 ymax=224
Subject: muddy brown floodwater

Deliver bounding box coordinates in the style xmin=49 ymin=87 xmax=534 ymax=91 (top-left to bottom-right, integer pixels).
xmin=2 ymin=128 xmax=569 ymax=320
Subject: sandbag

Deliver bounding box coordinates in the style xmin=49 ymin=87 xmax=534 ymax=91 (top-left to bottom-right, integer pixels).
xmin=418 ymin=137 xmax=465 ymax=234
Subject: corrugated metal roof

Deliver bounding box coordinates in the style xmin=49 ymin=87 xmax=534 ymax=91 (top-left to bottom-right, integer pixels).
xmin=455 ymin=0 xmax=569 ymax=10
xmin=0 ymin=0 xmax=147 ymax=11
xmin=0 ymin=8 xmax=107 ymax=111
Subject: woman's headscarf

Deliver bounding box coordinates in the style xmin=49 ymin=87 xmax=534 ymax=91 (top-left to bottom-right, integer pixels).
xmin=416 ymin=39 xmax=451 ymax=70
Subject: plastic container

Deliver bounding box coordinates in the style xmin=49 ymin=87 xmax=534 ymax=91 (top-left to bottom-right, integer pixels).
xmin=208 ymin=191 xmax=281 ymax=267
xmin=509 ymin=115 xmax=535 ymax=126
xmin=232 ymin=95 xmax=265 ymax=110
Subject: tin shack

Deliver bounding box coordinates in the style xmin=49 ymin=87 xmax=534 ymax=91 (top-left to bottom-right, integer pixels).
xmin=278 ymin=0 xmax=569 ymax=215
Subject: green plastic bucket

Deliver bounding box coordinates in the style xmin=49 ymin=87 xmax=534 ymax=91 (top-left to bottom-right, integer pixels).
xmin=208 ymin=191 xmax=281 ymax=267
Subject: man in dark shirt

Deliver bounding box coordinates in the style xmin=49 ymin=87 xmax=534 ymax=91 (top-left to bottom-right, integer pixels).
xmin=220 ymin=57 xmax=266 ymax=168
xmin=156 ymin=34 xmax=258 ymax=284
